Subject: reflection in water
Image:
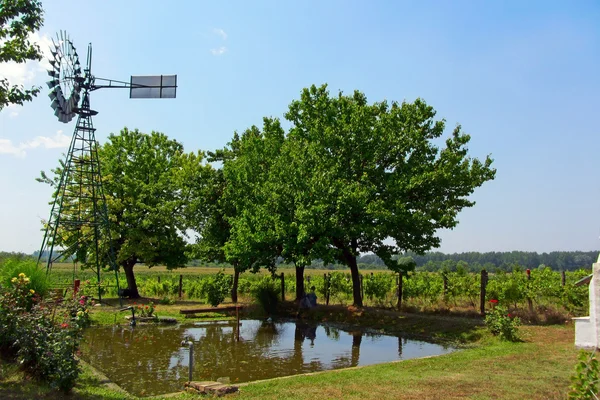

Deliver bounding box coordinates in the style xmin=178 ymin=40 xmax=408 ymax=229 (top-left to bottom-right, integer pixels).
xmin=81 ymin=320 xmax=455 ymax=397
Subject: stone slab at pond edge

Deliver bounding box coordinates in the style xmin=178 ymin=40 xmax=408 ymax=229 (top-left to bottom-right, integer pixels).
xmin=184 ymin=381 xmax=239 ymax=396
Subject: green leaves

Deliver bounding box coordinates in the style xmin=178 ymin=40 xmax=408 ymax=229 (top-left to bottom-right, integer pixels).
xmin=281 ymin=84 xmax=496 ymax=305
xmin=570 ymin=350 xmax=600 ymax=399
xmin=0 ymin=0 xmax=44 ymax=110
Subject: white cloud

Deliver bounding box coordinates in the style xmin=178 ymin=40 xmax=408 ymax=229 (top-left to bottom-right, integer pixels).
xmin=0 ymin=130 xmax=71 ymax=157
xmin=0 ymin=32 xmax=53 ymax=116
xmin=0 ymin=139 xmax=26 ymax=157
xmin=213 ymin=28 xmax=227 ymax=40
xmin=210 ymin=46 xmax=227 ymax=56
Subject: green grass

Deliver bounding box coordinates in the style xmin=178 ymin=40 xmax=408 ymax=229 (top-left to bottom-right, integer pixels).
xmin=236 ymin=325 xmax=574 ymax=400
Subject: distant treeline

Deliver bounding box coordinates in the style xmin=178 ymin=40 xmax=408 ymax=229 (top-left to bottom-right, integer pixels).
xmin=5 ymin=250 xmax=598 ymax=273
xmin=356 ymin=251 xmax=599 ymax=272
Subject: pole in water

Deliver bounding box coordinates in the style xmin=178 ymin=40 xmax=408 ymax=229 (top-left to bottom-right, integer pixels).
xmin=181 ymin=340 xmax=194 ymax=382
xmin=236 ymin=304 xmax=240 ymax=342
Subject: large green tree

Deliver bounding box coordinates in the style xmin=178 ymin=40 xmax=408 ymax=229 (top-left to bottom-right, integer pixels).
xmin=221 ymin=119 xmax=285 ymax=298
xmin=0 ymin=0 xmax=44 ymax=110
xmin=284 ymin=85 xmax=496 ymax=306
xmin=40 ymin=128 xmax=211 ymax=298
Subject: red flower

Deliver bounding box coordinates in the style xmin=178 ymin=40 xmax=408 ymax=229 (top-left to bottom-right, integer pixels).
xmin=61 ymin=323 xmax=69 ymax=329
xmin=508 ymin=314 xmax=512 ymax=317
xmin=489 ymin=299 xmax=498 ymax=304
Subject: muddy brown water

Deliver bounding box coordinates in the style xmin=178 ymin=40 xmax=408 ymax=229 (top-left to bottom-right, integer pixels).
xmin=81 ymin=319 xmax=455 ymax=397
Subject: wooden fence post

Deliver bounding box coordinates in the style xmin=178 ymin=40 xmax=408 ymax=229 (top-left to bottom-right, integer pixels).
xmin=526 ymin=269 xmax=534 ymax=313
xmin=561 ymin=270 xmax=566 ymax=287
xmin=360 ymin=274 xmax=364 ymax=303
xmin=281 ymin=272 xmax=285 ymax=302
xmin=442 ymin=273 xmax=448 ymax=297
xmin=326 ymin=273 xmax=331 ymax=305
xmin=480 ymin=269 xmax=488 ymax=315
xmin=178 ymin=274 xmax=183 ymax=299
xmin=397 ymin=272 xmax=403 ymax=311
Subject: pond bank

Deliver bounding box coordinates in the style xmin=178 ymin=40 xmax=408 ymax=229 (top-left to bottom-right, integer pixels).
xmin=0 ymin=303 xmax=578 ymax=399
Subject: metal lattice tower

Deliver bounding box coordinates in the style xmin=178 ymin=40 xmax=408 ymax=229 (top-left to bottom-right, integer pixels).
xmin=38 ymin=31 xmax=177 ymax=302
xmin=38 ymin=41 xmax=120 ymax=302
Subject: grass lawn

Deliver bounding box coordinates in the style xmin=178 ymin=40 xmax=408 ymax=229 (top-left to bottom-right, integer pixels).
xmin=0 ymin=300 xmax=581 ymax=399
xmin=235 ymin=324 xmax=575 ymax=400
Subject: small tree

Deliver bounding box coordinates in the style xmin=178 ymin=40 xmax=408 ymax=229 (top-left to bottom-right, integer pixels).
xmin=39 ymin=128 xmax=211 ymax=297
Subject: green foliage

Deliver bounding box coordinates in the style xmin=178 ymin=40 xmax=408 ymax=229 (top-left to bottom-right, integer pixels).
xmin=0 ymin=257 xmax=49 ymax=298
xmin=403 ymin=272 xmax=443 ymax=303
xmin=39 ymin=128 xmax=212 ymax=297
xmin=327 ymin=272 xmax=353 ymax=302
xmin=250 ymin=276 xmax=280 ymax=314
xmin=159 ymin=296 xmax=175 ymax=305
xmin=569 ymin=350 xmax=600 ymax=399
xmin=484 ymin=305 xmax=520 ymax=342
xmin=201 ymin=270 xmax=232 ymax=307
xmin=0 ymin=273 xmax=87 ymax=392
xmin=281 ymin=85 xmax=495 ymax=305
xmin=393 ymin=257 xmax=417 ymax=274
xmin=363 ymin=273 xmax=394 ymax=303
xmin=0 ymin=0 xmax=44 ymax=110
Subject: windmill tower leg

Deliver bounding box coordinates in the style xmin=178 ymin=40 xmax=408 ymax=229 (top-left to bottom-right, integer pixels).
xmin=38 ymin=92 xmax=121 ymax=304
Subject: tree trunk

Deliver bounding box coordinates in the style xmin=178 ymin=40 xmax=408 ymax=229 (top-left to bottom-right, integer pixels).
xmin=351 ymin=332 xmax=362 ymax=367
xmin=231 ymin=269 xmax=240 ymax=303
xmin=295 ymin=264 xmax=305 ymax=302
xmin=397 ymin=272 xmax=403 ymax=310
xmin=334 ymin=239 xmax=362 ymax=307
xmin=122 ymin=260 xmax=140 ymax=298
xmin=348 ymin=255 xmax=362 ymax=307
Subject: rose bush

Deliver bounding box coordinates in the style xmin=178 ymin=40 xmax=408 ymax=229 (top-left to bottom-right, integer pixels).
xmin=0 ymin=273 xmax=89 ymax=392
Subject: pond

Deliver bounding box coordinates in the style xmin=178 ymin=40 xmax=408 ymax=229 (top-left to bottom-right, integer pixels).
xmin=81 ymin=319 xmax=455 ymax=397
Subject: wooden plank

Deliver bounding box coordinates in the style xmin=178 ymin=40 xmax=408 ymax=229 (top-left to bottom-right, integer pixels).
xmin=179 ymin=305 xmax=243 ymax=314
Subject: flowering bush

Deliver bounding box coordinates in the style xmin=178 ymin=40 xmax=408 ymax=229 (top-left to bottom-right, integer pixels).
xmin=0 ymin=273 xmax=88 ymax=392
xmin=484 ymin=302 xmax=521 ymax=342
xmin=136 ymin=301 xmax=156 ymax=318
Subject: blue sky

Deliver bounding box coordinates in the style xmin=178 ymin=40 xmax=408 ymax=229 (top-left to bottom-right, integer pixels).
xmin=1 ymin=0 xmax=599 ymax=254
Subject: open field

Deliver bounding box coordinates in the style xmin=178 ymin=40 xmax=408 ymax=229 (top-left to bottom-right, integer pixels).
xmin=46 ymin=262 xmax=389 ymax=277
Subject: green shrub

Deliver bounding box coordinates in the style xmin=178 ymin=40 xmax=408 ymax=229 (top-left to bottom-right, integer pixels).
xmin=0 ymin=273 xmax=87 ymax=392
xmin=484 ymin=303 xmax=521 ymax=342
xmin=158 ymin=296 xmax=173 ymax=305
xmin=202 ymin=271 xmax=232 ymax=307
xmin=237 ymin=278 xmax=252 ymax=294
xmin=364 ymin=273 xmax=394 ymax=303
xmin=0 ymin=258 xmax=49 ymax=298
xmin=569 ymin=350 xmax=600 ymax=399
xmin=251 ymin=276 xmax=280 ymax=315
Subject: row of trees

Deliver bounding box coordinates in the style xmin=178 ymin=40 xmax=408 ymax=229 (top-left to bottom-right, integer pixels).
xmin=40 ymin=85 xmax=496 ymax=306
xmin=346 ymin=251 xmax=599 ymax=272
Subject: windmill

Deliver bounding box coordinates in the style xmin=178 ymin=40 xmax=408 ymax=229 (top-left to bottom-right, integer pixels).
xmin=38 ymin=30 xmax=177 ymax=302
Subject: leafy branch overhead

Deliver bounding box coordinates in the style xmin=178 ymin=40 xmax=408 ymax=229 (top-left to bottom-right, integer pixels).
xmin=0 ymin=0 xmax=45 ymax=110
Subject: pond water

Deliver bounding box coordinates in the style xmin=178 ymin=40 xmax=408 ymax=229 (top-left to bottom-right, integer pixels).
xmin=81 ymin=319 xmax=455 ymax=397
